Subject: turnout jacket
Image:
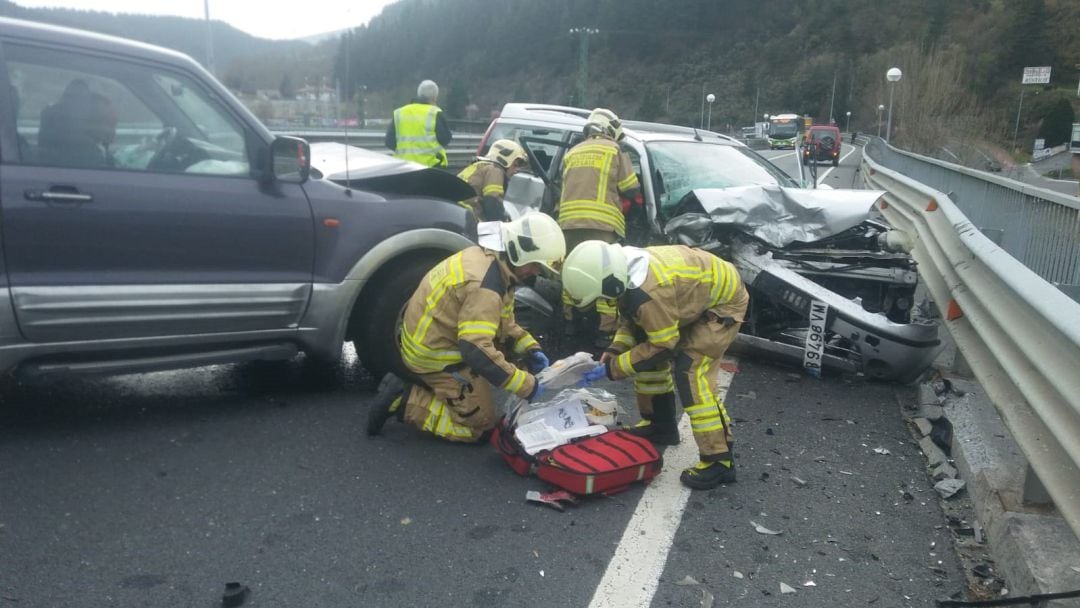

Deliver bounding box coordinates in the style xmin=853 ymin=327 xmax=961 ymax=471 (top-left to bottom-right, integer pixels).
xmin=457 ymin=160 xmax=507 ymax=221
xmin=604 ymin=245 xmax=749 ymax=380
xmin=557 ymin=135 xmax=641 ymax=237
xmin=399 ymin=246 xmax=540 ymax=399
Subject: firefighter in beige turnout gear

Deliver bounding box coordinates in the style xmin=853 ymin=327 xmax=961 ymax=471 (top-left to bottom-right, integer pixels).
xmin=563 ymin=242 xmax=749 ymax=490
xmin=457 ymin=139 xmax=528 ymax=221
xmin=367 ymin=214 xmax=566 ymax=443
xmin=557 ymin=108 xmax=642 ymax=341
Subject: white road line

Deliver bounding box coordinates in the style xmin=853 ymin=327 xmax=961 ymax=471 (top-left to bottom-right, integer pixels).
xmin=815 ymin=145 xmax=859 ymax=182
xmin=588 ymin=359 xmax=739 ymax=608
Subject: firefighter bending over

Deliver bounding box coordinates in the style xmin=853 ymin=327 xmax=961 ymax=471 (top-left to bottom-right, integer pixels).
xmin=565 ymin=241 xmax=749 ymax=490
xmin=457 ymin=139 xmax=528 ymax=221
xmin=367 ymin=214 xmax=566 ymax=443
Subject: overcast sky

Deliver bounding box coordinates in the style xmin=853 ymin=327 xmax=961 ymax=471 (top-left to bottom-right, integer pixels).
xmin=13 ymin=0 xmax=398 ymax=39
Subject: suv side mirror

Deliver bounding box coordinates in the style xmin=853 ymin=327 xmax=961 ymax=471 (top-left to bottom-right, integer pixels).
xmin=270 ymin=136 xmax=310 ymax=184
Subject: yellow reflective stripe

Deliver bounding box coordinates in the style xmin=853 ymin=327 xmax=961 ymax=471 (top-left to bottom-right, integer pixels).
xmin=694 ymin=355 xmax=715 ymax=406
xmin=596 ymin=145 xmax=613 ymax=208
xmin=503 ymin=368 xmax=527 ymax=394
xmin=596 ymin=298 xmax=618 ymax=315
xmin=457 ymin=164 xmax=478 ymax=181
xmin=481 ymin=183 xmax=504 ymax=196
xmin=513 ymin=334 xmax=538 ymax=354
xmin=501 ymin=301 xmax=514 ymax=317
xmin=422 ymin=397 xmax=474 ymax=439
xmin=612 ymin=331 xmax=635 ymax=348
xmin=616 ymin=351 xmax=635 ymax=377
xmin=718 ymin=259 xmax=739 ymax=304
xmin=636 ymin=369 xmax=671 ymax=381
xmin=616 ymin=172 xmax=638 ymax=191
xmin=646 ymin=324 xmax=680 ymax=344
xmin=559 ymin=200 xmax=624 ymax=222
xmin=691 ymin=418 xmax=727 ymax=432
xmin=683 ymin=402 xmax=717 ymax=416
xmin=457 ymin=320 xmax=498 ymax=337
xmin=413 ymin=254 xmax=465 ymax=346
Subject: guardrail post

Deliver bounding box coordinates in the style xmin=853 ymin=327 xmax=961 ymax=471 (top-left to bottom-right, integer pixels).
xmin=1022 ymin=464 xmax=1053 ymax=507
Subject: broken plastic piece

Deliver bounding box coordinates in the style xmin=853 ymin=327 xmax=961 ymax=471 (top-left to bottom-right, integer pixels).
xmin=222 ymin=582 xmax=249 ymax=608
xmin=872 ymin=447 xmax=891 ymax=455
xmin=790 ymin=476 xmax=807 ymax=487
xmin=676 ymin=575 xmax=700 ymax=586
xmin=525 ymin=489 xmax=578 ymax=511
xmin=750 ymin=521 xmax=783 ymax=535
xmin=733 ymin=571 xmax=744 ymax=579
xmin=780 ymin=583 xmax=797 ymax=594
xmin=803 ymin=581 xmax=816 ymax=587
xmin=934 ymin=478 xmax=965 ymax=499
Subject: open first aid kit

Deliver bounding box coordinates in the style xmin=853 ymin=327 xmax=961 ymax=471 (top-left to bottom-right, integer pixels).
xmin=492 ymin=353 xmax=662 ymax=495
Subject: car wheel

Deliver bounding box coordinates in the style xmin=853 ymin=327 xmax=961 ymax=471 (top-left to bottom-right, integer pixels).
xmin=356 ymin=257 xmax=439 ymax=379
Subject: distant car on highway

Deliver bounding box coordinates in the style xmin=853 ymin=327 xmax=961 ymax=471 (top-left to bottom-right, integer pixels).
xmin=802 ymin=125 xmax=842 ymax=167
xmin=0 ymin=17 xmax=474 ymax=379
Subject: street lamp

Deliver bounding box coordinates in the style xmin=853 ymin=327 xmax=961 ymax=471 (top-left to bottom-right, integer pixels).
xmin=569 ymin=27 xmax=599 ymax=107
xmin=706 ymin=93 xmax=715 ymax=131
xmin=845 ymin=110 xmax=851 ymax=132
xmin=876 ymin=104 xmax=885 ymax=138
xmin=886 ymin=67 xmax=902 ymax=144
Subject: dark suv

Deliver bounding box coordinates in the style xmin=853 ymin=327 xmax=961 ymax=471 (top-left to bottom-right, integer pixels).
xmin=0 ymin=18 xmax=474 ymax=379
xmin=802 ymin=125 xmax=842 ymax=166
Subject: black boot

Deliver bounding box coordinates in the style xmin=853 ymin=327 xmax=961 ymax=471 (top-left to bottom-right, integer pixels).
xmin=680 ymin=458 xmax=737 ymax=490
xmin=626 ymin=393 xmax=680 ymax=446
xmin=367 ymin=373 xmax=407 ymax=436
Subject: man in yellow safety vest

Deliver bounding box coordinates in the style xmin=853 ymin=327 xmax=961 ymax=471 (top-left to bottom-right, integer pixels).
xmin=385 ymin=79 xmax=452 ymax=168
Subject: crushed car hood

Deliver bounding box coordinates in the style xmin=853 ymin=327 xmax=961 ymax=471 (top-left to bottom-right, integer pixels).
xmin=686 ymin=185 xmax=885 ymax=247
xmin=309 ymin=142 xmax=474 ymax=200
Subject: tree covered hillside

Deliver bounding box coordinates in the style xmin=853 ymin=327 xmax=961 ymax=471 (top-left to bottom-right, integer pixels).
xmin=338 ymin=0 xmax=1079 ymax=153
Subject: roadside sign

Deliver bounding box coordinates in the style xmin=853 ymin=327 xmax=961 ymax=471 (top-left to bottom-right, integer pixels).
xmin=1021 ymin=66 xmax=1052 ymax=84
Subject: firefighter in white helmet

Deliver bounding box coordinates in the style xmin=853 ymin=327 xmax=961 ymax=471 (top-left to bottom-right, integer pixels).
xmin=367 ymin=213 xmax=566 ymax=443
xmin=564 ymin=241 xmax=749 ymax=490
xmin=457 ymin=139 xmax=529 ymax=221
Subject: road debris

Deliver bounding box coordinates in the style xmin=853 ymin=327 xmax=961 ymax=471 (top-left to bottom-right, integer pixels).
xmin=919 ymin=436 xmax=949 ymax=467
xmin=780 ymin=583 xmax=797 ymax=594
xmin=677 ymin=576 xmax=700 ymax=586
xmin=750 ymin=521 xmax=783 ymax=535
xmin=913 ymin=417 xmax=933 ymax=436
xmin=932 ymin=463 xmax=959 ymax=481
xmin=873 ymin=447 xmax=892 ymax=455
xmin=525 ymin=490 xmax=578 ymax=512
xmin=733 ymin=571 xmax=744 ymax=579
xmin=736 ymin=390 xmax=757 ymax=400
xmin=934 ymin=479 xmax=966 ymax=499
xmin=790 ymin=476 xmax=807 ymax=487
xmin=803 ymin=580 xmax=817 ymax=587
xmin=222 ymin=582 xmax=250 ymax=607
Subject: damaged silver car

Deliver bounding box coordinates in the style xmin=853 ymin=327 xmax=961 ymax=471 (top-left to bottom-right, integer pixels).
xmin=496 ymin=105 xmax=940 ymax=383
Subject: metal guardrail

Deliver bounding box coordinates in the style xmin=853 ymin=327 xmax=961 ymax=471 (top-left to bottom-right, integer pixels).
xmin=861 ymin=151 xmax=1080 ymax=539
xmin=864 ymin=138 xmax=1080 ymax=300
xmin=278 ymin=129 xmax=483 ymax=170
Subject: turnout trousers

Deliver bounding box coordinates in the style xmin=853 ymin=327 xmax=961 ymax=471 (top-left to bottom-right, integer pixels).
xmin=635 ymin=314 xmax=742 ymax=461
xmin=401 ymin=367 xmax=496 ymax=443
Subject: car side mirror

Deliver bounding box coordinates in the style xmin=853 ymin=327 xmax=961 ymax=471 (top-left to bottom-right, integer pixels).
xmin=270 ymin=136 xmax=310 ymax=184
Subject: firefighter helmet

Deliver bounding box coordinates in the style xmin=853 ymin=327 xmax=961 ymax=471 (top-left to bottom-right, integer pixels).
xmin=501 ymin=213 xmax=566 ymax=273
xmin=485 ymin=139 xmax=528 ymax=170
xmin=583 ymin=108 xmax=624 ymax=141
xmin=561 ymin=241 xmax=628 ymax=307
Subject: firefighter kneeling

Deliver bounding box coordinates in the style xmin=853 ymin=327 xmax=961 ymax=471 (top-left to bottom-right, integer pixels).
xmin=367 ymin=214 xmax=565 ymax=443
xmin=563 ymin=242 xmax=749 ymax=490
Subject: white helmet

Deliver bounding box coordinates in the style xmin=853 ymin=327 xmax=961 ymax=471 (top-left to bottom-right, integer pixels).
xmin=501 ymin=213 xmax=566 ymax=273
xmin=562 ymin=241 xmax=628 ymax=307
xmin=583 ymin=108 xmax=624 ymax=141
xmin=485 ymin=139 xmax=528 ymax=170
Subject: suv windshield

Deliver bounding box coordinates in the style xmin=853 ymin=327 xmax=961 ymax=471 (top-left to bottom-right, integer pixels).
xmin=770 ymin=123 xmax=798 ymax=138
xmin=647 ymin=141 xmax=799 ymax=213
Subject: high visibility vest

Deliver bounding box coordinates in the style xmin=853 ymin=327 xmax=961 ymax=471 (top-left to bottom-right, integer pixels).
xmin=393 ymin=103 xmax=448 ymax=168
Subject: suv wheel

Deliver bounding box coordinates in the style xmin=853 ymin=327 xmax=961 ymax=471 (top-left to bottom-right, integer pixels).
xmin=355 ymin=256 xmax=441 ymax=379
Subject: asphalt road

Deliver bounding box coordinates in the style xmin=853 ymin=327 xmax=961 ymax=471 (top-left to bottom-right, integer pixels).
xmin=0 ymin=142 xmax=964 ymax=607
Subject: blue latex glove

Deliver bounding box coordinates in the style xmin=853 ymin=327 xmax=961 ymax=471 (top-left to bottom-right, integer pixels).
xmin=525 ymin=350 xmax=550 ymax=374
xmin=577 ymin=363 xmax=608 ymax=388
xmin=528 ymin=381 xmax=547 ymax=403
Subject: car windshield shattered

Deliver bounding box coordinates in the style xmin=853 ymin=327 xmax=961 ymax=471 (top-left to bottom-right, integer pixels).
xmin=648 ymin=141 xmax=799 ymax=216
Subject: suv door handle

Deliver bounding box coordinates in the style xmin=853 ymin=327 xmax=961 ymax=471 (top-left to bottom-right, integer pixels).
xmin=25 ymin=188 xmax=94 ymax=203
